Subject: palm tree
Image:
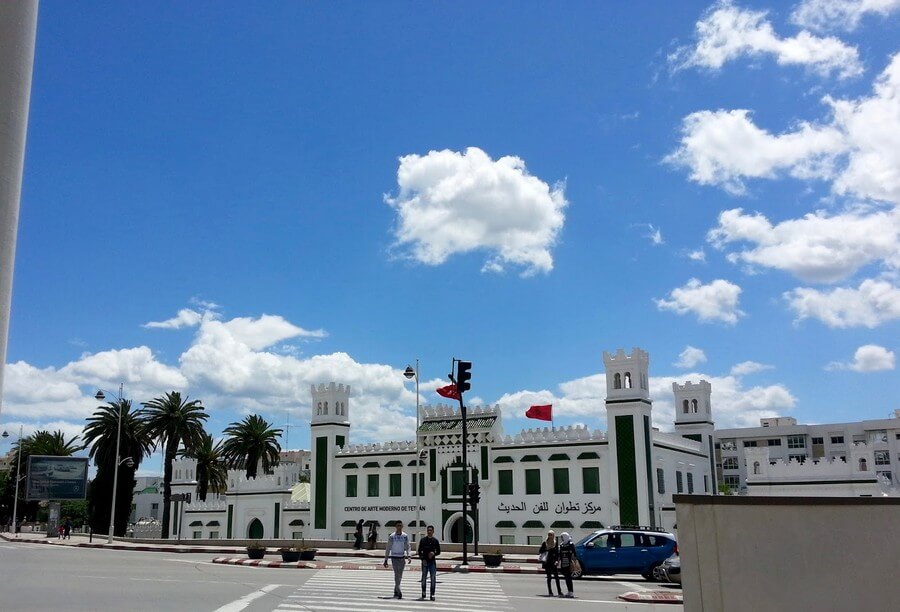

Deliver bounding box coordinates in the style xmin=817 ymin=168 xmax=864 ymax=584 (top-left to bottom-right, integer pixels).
xmin=140 ymin=391 xmax=208 ymax=539
xmin=181 ymin=431 xmax=227 ymax=502
xmin=221 ymin=415 xmax=283 ymax=479
xmin=82 ymin=399 xmax=154 ymax=536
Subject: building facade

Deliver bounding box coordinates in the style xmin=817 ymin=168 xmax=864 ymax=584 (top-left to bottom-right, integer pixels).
xmin=166 ymin=347 xmax=714 ymax=543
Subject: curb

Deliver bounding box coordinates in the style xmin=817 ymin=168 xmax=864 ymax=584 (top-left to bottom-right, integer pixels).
xmin=619 ymin=591 xmax=683 ymax=604
xmin=210 ymin=557 xmax=542 ymax=574
xmin=0 ymin=536 xmax=237 ymax=554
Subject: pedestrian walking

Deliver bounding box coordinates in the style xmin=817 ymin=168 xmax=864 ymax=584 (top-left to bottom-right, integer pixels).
xmin=63 ymin=517 xmax=72 ymax=539
xmin=382 ymin=521 xmax=411 ymax=599
xmin=557 ymin=532 xmax=577 ymax=598
xmin=539 ymin=530 xmax=562 ymax=597
xmin=353 ymin=519 xmax=364 ymax=549
xmin=367 ymin=522 xmax=378 ymax=550
xmin=417 ymin=525 xmax=441 ymax=601
xmin=57 ymin=522 xmax=64 ymax=539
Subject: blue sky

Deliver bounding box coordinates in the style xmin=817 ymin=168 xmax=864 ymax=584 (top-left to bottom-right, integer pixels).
xmin=2 ymin=1 xmax=898 ymax=471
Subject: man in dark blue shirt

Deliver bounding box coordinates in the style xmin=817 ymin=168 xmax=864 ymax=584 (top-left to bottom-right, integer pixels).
xmin=417 ymin=525 xmax=441 ymax=601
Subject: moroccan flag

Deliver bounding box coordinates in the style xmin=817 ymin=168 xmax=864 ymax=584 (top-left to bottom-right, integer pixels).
xmin=436 ymin=384 xmax=460 ymax=400
xmin=525 ymin=404 xmax=552 ymax=421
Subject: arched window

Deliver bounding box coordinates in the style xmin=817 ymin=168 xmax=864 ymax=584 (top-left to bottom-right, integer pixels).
xmin=324 ymin=401 xmax=328 ymax=414
xmin=614 ymin=373 xmax=622 ymax=389
xmin=316 ymin=402 xmax=322 ymax=415
xmin=683 ymin=400 xmax=690 ymax=414
xmin=691 ymin=399 xmax=699 ymax=413
xmin=624 ymin=372 xmax=632 ymax=389
xmin=859 ymin=458 xmax=868 ymax=471
xmin=753 ymin=461 xmax=761 ymax=475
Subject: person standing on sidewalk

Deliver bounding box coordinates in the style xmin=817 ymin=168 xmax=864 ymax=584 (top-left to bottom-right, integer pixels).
xmin=539 ymin=530 xmax=562 ymax=597
xmin=557 ymin=532 xmax=576 ymax=598
xmin=63 ymin=517 xmax=72 ymax=540
xmin=417 ymin=525 xmax=441 ymax=601
xmin=382 ymin=521 xmax=411 ymax=599
xmin=368 ymin=522 xmax=378 ymax=550
xmin=353 ymin=519 xmax=364 ymax=549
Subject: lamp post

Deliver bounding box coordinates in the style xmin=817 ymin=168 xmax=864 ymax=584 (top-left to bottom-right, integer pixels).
xmin=95 ymin=383 xmax=133 ymax=544
xmin=404 ymin=361 xmax=421 ymax=543
xmin=2 ymin=426 xmax=24 ymax=537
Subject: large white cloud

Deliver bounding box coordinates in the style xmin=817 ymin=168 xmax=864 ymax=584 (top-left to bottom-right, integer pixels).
xmin=784 ymin=278 xmax=900 ymax=327
xmin=496 ymin=370 xmax=795 ymax=431
xmin=670 ymin=0 xmax=863 ymax=79
xmin=791 ymin=0 xmax=900 ymax=32
xmin=826 ymin=344 xmax=896 ymax=371
xmin=707 ymin=207 xmax=900 ymax=283
xmin=668 ymin=53 xmax=900 ymax=206
xmin=655 ymin=278 xmax=745 ymax=324
xmin=385 ymin=147 xmax=568 ymax=276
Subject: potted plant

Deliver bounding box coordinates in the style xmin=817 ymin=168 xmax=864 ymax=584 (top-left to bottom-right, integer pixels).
xmin=278 ymin=546 xmax=301 ymax=562
xmin=482 ymin=549 xmax=503 ymax=567
xmin=246 ymin=541 xmax=266 ymax=559
xmin=297 ymin=537 xmax=318 ymax=561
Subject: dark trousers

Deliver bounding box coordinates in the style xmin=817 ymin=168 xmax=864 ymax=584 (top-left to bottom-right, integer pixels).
xmin=559 ymin=566 xmax=574 ymax=593
xmin=545 ymin=565 xmax=562 ymax=595
xmin=354 ymin=533 xmax=362 ymax=549
xmin=421 ymin=560 xmax=436 ymax=596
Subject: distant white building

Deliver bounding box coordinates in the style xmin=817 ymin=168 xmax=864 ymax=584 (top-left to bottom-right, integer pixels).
xmin=130 ymin=476 xmax=163 ymax=523
xmin=715 ymin=412 xmax=900 ymax=495
xmin=166 ymin=347 xmax=715 ymax=542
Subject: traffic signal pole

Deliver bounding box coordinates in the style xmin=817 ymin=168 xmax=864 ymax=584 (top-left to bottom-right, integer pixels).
xmin=449 ymin=359 xmax=473 ymax=566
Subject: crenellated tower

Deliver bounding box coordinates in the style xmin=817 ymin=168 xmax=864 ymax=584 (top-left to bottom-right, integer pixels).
xmin=603 ymin=347 xmax=655 ymax=527
xmin=673 ymin=380 xmax=716 ymax=494
xmin=309 ymin=382 xmax=350 ymax=537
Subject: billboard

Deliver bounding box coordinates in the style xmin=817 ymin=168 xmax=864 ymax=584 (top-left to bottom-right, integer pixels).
xmin=26 ymin=455 xmax=89 ymax=501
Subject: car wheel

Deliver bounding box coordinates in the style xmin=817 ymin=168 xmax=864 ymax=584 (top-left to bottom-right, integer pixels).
xmin=642 ymin=563 xmax=662 ymax=582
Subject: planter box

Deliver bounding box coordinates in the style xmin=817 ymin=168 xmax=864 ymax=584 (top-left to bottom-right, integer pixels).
xmin=280 ymin=550 xmax=301 ymax=562
xmin=482 ymin=554 xmax=503 ymax=567
xmin=247 ymin=548 xmax=266 ymax=559
xmin=299 ymin=549 xmax=317 ymax=561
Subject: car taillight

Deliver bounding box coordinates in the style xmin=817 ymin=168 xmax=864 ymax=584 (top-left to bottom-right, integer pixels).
xmin=674 ymin=543 xmax=679 ymax=555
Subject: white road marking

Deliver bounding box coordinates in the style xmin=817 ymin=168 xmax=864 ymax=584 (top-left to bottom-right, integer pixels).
xmin=211 ymin=584 xmax=282 ymax=612
xmin=616 ymin=580 xmax=650 ymax=592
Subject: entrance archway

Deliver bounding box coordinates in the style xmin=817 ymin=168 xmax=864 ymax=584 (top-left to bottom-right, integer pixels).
xmin=247 ymin=518 xmax=264 ymax=539
xmin=445 ymin=514 xmax=474 ymax=544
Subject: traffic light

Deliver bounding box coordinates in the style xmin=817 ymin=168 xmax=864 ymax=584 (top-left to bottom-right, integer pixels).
xmin=457 ymin=361 xmax=472 ymax=393
xmin=467 ymin=482 xmax=480 ymax=506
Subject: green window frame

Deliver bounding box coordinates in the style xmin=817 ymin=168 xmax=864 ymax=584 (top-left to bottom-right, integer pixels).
xmin=553 ymin=467 xmax=570 ymax=494
xmin=411 ymin=472 xmax=424 ymax=496
xmin=582 ymin=466 xmax=600 ymax=494
xmin=389 ymin=473 xmax=402 ymax=497
xmin=346 ymin=474 xmax=358 ymax=497
xmin=498 ymin=469 xmax=513 ymax=495
xmin=525 ymin=468 xmax=541 ymax=495
xmin=367 ymin=474 xmax=380 ymax=497
xmin=450 ymin=469 xmax=466 ymax=497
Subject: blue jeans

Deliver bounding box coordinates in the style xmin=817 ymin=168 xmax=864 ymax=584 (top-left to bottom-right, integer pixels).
xmin=421 ymin=560 xmax=436 ymax=595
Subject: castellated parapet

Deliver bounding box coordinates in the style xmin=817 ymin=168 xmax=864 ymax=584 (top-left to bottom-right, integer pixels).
xmin=495 ymin=424 xmax=605 ymax=446
xmin=673 ymin=380 xmax=712 ymax=394
xmin=311 ymin=381 xmax=350 ymax=421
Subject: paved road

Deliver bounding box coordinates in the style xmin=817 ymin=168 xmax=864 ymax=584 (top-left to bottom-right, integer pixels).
xmin=0 ymin=541 xmax=682 ymax=611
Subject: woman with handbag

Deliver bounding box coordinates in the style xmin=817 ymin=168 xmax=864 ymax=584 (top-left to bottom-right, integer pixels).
xmin=538 ymin=530 xmax=563 ymax=597
xmin=557 ymin=532 xmax=577 ymax=598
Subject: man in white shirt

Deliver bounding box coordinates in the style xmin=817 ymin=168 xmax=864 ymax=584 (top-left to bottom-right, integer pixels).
xmin=382 ymin=520 xmax=411 ymax=599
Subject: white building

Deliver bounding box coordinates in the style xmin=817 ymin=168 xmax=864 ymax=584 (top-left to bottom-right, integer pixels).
xmin=166 ymin=347 xmax=714 ymax=543
xmin=715 ymin=412 xmax=900 ymax=494
xmin=130 ymin=476 xmax=163 ymax=523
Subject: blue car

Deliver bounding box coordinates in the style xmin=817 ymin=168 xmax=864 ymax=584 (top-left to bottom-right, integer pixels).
xmin=573 ymin=526 xmax=677 ymax=581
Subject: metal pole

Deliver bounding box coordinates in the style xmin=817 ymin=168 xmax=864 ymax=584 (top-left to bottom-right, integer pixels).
xmin=460 ymin=399 xmax=468 ymax=565
xmin=108 ymin=383 xmax=124 ymax=543
xmin=12 ymin=425 xmax=22 ymax=537
xmin=414 ymin=359 xmax=421 ymax=544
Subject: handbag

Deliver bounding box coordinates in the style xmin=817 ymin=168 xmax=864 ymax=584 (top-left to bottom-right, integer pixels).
xmin=538 ymin=551 xmax=548 ymax=564
xmin=571 ymin=558 xmax=582 ymax=574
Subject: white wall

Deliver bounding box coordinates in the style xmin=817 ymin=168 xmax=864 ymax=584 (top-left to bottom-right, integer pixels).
xmin=675 ymin=495 xmax=900 ymax=612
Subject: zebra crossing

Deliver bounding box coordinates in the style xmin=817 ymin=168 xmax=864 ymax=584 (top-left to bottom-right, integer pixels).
xmin=273 ymin=568 xmax=513 ymax=612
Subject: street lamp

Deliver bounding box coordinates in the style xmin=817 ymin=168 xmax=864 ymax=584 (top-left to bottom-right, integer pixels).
xmin=95 ymin=383 xmax=133 ymax=544
xmin=404 ymin=361 xmax=422 ymax=543
xmin=2 ymin=426 xmax=24 ymax=537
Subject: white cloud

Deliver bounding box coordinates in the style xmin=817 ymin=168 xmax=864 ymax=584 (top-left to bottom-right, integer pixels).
xmin=730 ymin=361 xmax=774 ymax=375
xmin=640 ymin=224 xmax=664 ymax=245
xmin=655 ymin=278 xmax=745 ymax=324
xmin=826 ymin=344 xmax=896 ymax=371
xmin=707 ymin=207 xmax=900 ymax=283
xmin=665 ymin=109 xmax=844 ymax=195
xmin=385 ymin=147 xmax=568 ymax=276
xmin=688 ymin=249 xmax=707 ymax=262
xmin=219 ymin=315 xmax=326 ymax=350
xmin=791 ymin=0 xmax=900 ymax=32
xmin=670 ymin=1 xmax=863 ymax=79
xmin=668 ymin=53 xmax=900 ymax=206
xmin=675 ymin=346 xmax=708 ymax=368
xmin=143 ymin=308 xmax=205 ymax=329
xmin=784 ymin=278 xmax=900 ymax=327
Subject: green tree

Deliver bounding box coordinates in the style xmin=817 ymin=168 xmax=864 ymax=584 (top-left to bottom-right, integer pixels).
xmin=140 ymin=391 xmax=208 ymax=539
xmin=182 ymin=431 xmax=227 ymax=502
xmin=221 ymin=415 xmax=282 ymax=479
xmin=82 ymin=400 xmax=153 ymax=537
